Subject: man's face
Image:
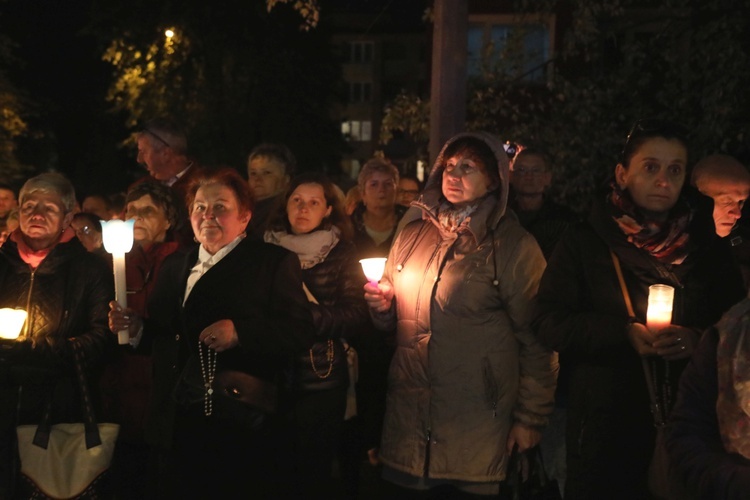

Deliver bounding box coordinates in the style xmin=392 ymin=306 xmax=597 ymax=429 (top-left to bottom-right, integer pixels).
xmin=511 ymin=154 xmax=552 ymax=196
xmin=698 ymin=177 xmax=750 ymax=237
xmin=0 ymin=188 xmax=17 ymax=217
xmin=137 ymin=135 xmax=171 ymax=181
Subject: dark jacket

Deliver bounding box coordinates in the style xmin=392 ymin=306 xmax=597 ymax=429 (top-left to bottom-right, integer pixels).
xmin=0 ymin=234 xmax=115 ymax=494
xmin=350 ymin=202 xmax=408 ymax=259
xmin=532 ymin=188 xmax=744 ymax=499
xmin=141 ymin=236 xmax=315 ymax=449
xmin=296 ymin=238 xmax=369 ymax=391
xmin=667 ymin=318 xmax=750 ymax=500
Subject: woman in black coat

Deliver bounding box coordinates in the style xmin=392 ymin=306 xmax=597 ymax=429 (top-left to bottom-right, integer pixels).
xmin=265 ymin=172 xmax=369 ymax=497
xmin=0 ymin=173 xmax=115 ymax=498
xmin=109 ymin=168 xmax=315 ymax=499
xmin=532 ymin=119 xmax=745 ymax=499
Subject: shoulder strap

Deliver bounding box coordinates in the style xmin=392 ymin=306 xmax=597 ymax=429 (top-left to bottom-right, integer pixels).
xmin=32 ymin=339 xmax=102 ymax=450
xmin=610 ymin=249 xmax=635 ymax=317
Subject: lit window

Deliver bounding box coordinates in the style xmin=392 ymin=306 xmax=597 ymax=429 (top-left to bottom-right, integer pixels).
xmin=341 ymin=121 xmax=373 ymax=142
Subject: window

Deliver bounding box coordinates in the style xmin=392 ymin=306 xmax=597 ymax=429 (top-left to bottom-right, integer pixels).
xmin=468 ymin=16 xmax=553 ymax=83
xmin=349 ymin=82 xmax=372 ymax=103
xmin=346 ymin=41 xmax=374 ymax=63
xmin=341 ymin=121 xmax=372 ymax=142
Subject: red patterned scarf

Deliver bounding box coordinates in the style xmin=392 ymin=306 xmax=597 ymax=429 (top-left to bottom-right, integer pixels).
xmin=608 ymin=182 xmax=691 ymax=265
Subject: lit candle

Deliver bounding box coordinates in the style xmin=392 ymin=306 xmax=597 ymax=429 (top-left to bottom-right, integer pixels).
xmin=101 ymin=219 xmax=135 ymax=344
xmin=646 ymin=284 xmax=674 ymax=333
xmin=359 ymin=258 xmax=387 ymax=287
xmin=0 ymin=308 xmax=27 ymax=340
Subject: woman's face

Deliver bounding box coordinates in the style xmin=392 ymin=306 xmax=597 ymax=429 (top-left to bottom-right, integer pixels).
xmin=125 ymin=194 xmax=171 ymax=246
xmin=247 ymin=156 xmax=288 ymax=201
xmin=287 ymin=183 xmax=332 ymax=235
xmin=190 ymin=183 xmax=251 ymax=254
xmin=442 ymin=153 xmax=492 ymax=207
xmin=616 ymin=137 xmax=687 ymax=219
xmin=362 ymin=171 xmax=397 ymax=212
xmin=19 ymin=191 xmax=72 ymax=250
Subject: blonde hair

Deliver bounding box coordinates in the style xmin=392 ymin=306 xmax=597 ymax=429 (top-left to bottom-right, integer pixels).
xmin=19 ymin=172 xmax=77 ymax=213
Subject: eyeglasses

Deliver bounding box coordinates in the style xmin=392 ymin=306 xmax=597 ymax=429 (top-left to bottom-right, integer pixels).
xmin=142 ymin=127 xmax=172 ymax=149
xmin=621 ymin=118 xmax=688 ymax=162
xmin=125 ymin=206 xmax=161 ymax=219
xmin=74 ymin=225 xmax=93 ymax=237
xmin=513 ymin=167 xmax=547 ymax=177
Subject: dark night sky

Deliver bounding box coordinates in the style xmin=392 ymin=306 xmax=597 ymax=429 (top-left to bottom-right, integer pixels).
xmin=1 ymin=0 xmax=137 ymax=196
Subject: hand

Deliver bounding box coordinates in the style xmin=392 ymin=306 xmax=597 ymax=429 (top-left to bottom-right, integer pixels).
xmin=108 ymin=301 xmax=142 ymax=339
xmin=199 ymin=319 xmax=239 ymax=353
xmin=652 ymin=325 xmax=697 ymax=361
xmin=505 ymin=423 xmax=541 ymax=455
xmin=627 ymin=321 xmax=657 ymax=356
xmin=364 ymin=281 xmax=393 ymax=313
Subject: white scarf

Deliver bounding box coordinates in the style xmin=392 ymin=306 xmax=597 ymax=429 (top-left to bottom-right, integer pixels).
xmin=264 ymin=227 xmax=340 ymax=269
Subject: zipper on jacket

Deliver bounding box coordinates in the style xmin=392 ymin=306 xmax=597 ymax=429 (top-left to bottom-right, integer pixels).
xmin=22 ymin=268 xmax=36 ymax=338
xmin=423 ymin=428 xmax=431 ymax=477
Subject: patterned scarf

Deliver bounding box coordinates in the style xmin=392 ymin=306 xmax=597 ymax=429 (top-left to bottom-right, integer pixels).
xmin=716 ymin=297 xmax=750 ymax=459
xmin=264 ymin=226 xmax=340 ymax=269
xmin=437 ymin=198 xmax=483 ymax=233
xmin=608 ymin=182 xmax=692 ymax=265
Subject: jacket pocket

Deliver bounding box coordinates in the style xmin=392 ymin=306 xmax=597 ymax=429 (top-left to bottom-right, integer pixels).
xmin=482 ymin=357 xmax=499 ymax=416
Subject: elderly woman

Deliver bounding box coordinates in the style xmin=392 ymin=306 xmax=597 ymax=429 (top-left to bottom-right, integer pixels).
xmin=109 ymin=167 xmax=314 ymax=498
xmin=99 ymin=181 xmax=181 ymax=498
xmin=364 ymin=132 xmax=558 ymax=497
xmin=532 ymin=119 xmax=745 ymax=499
xmin=0 ymin=173 xmax=115 ymax=498
xmin=265 ymin=172 xmax=369 ymax=496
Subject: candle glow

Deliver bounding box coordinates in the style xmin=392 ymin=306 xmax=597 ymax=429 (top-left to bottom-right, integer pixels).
xmin=0 ymin=308 xmax=27 ymax=340
xmin=646 ymin=284 xmax=674 ymax=333
xmin=359 ymin=258 xmax=387 ymax=287
xmin=101 ymin=219 xmax=135 ymax=344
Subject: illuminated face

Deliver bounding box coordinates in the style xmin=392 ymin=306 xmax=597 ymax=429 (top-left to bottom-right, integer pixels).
xmin=0 ymin=188 xmax=17 ymax=217
xmin=137 ymin=135 xmax=170 ymax=181
xmin=362 ymin=172 xmax=397 ymax=211
xmin=698 ymin=178 xmax=750 ymax=237
xmin=615 ymin=138 xmax=687 ymax=220
xmin=442 ymin=153 xmax=492 ymax=207
xmin=247 ymin=156 xmax=288 ymax=201
xmin=190 ymin=183 xmax=251 ymax=254
xmin=19 ymin=191 xmax=73 ymax=251
xmin=397 ymin=178 xmax=420 ymax=206
xmin=287 ymin=183 xmax=332 ymax=235
xmin=511 ymin=154 xmax=552 ymax=196
xmin=125 ymin=194 xmax=171 ymax=246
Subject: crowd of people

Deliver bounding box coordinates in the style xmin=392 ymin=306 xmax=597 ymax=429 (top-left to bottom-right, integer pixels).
xmin=0 ymin=116 xmax=750 ymax=500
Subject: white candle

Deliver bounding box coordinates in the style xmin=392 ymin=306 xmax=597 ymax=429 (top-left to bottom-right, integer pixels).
xmin=0 ymin=308 xmax=27 ymax=340
xmin=359 ymin=258 xmax=387 ymax=287
xmin=101 ymin=220 xmax=135 ymax=345
xmin=646 ymin=284 xmax=674 ymax=333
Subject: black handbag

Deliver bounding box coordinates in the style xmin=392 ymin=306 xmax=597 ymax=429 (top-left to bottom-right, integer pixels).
xmin=500 ymin=446 xmax=562 ymax=500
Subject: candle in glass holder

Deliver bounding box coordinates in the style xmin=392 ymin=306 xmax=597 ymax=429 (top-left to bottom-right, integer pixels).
xmin=101 ymin=219 xmax=135 ymax=344
xmin=0 ymin=308 xmax=27 ymax=340
xmin=359 ymin=258 xmax=387 ymax=287
xmin=646 ymin=284 xmax=674 ymax=332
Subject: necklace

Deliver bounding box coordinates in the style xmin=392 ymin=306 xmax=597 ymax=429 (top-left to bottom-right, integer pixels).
xmin=310 ymin=339 xmax=335 ymax=379
xmin=198 ymin=341 xmax=217 ymax=416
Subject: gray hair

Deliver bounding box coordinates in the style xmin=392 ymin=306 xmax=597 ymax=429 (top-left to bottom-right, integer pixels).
xmin=139 ymin=117 xmax=188 ymax=155
xmin=19 ymin=172 xmax=77 ymax=214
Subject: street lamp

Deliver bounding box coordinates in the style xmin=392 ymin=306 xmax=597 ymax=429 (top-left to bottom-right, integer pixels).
xmin=101 ymin=219 xmax=135 ymax=345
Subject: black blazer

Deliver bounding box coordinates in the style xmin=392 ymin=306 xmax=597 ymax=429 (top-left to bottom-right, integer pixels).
xmin=142 ymin=237 xmax=315 ymax=449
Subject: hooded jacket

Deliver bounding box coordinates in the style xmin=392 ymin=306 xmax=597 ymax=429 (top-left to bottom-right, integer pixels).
xmin=371 ymin=132 xmax=557 ymax=483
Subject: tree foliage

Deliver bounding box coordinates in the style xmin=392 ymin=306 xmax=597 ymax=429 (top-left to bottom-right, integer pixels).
xmin=380 ymin=0 xmax=750 ymax=213
xmin=90 ymin=0 xmax=345 ymax=177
